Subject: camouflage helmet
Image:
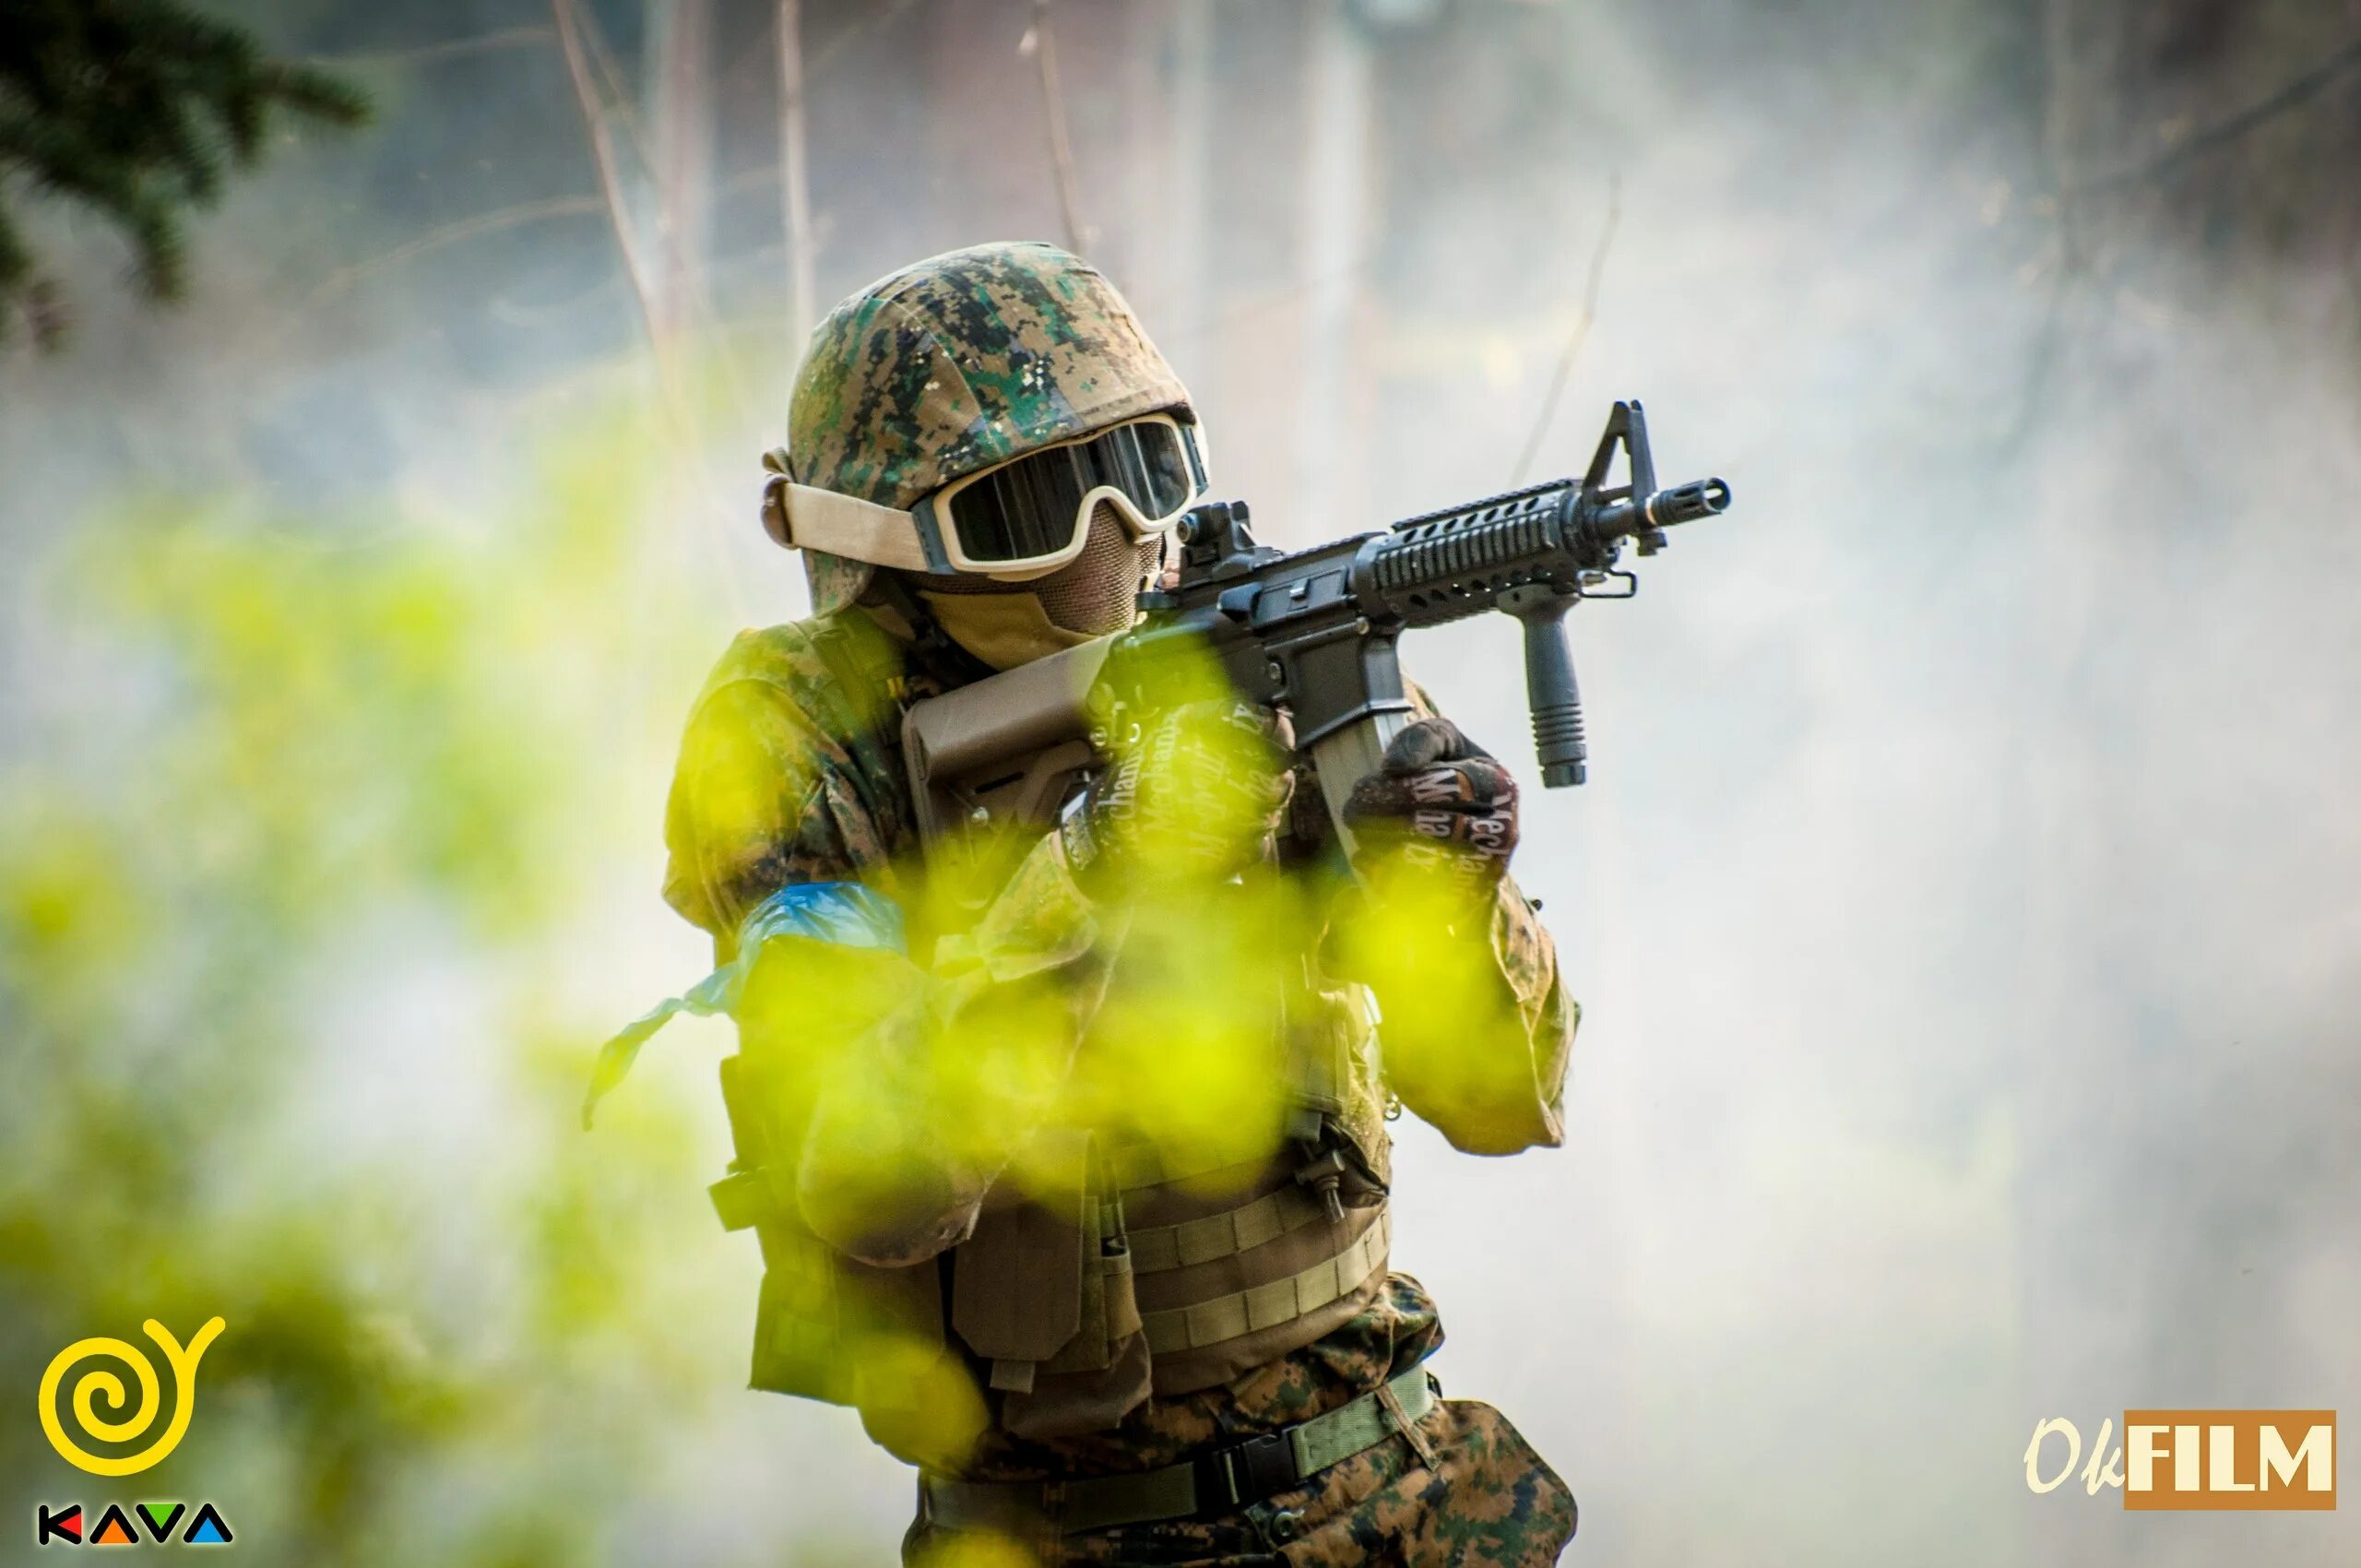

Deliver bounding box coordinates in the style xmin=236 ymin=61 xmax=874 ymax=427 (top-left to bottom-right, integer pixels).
xmin=781 ymin=241 xmax=1193 ymax=613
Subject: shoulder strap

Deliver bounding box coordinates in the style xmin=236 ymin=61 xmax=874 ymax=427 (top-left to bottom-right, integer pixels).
xmin=861 ymin=572 xmax=994 ymax=694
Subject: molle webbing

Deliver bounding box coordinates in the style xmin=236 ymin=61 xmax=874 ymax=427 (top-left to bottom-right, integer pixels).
xmin=1138 ymin=1210 xmax=1391 ymax=1357
xmin=1124 ymin=1184 xmax=1328 ymax=1275
xmin=1105 ymin=1142 xmax=1271 ymax=1194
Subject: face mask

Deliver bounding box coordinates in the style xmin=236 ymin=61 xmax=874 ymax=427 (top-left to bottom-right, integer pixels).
xmin=918 ymin=589 xmax=1101 ymax=671
xmin=905 ymin=505 xmax=1160 ymax=671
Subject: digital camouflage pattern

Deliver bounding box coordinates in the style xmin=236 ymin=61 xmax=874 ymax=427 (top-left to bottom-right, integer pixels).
xmin=784 ymin=242 xmax=1193 ymax=613
xmin=661 ymin=607 xmax=931 ymax=945
xmin=660 ymin=605 xmax=1577 ymax=1565
xmin=908 ymin=1277 xmax=1575 ymax=1567
xmin=788 ymin=242 xmax=1192 ymax=509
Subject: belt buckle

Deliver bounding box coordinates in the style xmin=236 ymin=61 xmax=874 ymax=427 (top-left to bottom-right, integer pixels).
xmin=1200 ymin=1431 xmax=1299 ymax=1513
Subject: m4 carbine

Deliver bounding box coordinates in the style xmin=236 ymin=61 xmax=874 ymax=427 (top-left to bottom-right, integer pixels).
xmin=1115 ymin=399 xmax=1731 ymax=842
xmin=897 ymin=400 xmax=1729 ymax=867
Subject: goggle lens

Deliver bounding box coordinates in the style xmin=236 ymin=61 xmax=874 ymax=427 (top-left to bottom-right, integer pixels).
xmin=944 ymin=419 xmax=1198 ymax=567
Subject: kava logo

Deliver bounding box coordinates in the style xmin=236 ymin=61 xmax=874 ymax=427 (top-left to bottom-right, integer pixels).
xmin=33 ymin=1317 xmax=237 ymax=1548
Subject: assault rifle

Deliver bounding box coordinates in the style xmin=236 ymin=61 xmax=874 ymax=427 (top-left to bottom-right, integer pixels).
xmin=900 ymin=400 xmax=1730 ymax=860
xmin=1115 ymin=398 xmax=1730 ymax=837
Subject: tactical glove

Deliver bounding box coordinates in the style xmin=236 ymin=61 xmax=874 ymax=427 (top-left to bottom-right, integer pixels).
xmin=1340 ymin=717 xmax=1520 ymax=889
xmin=1060 ymin=696 xmax=1292 ymax=897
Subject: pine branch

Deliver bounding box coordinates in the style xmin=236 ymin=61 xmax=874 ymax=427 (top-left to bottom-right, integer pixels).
xmin=253 ymin=62 xmax=369 ymax=137
xmin=306 ymin=27 xmax=555 ymax=71
xmin=0 ymin=0 xmax=370 ymax=351
xmin=0 ymin=196 xmax=29 ymax=289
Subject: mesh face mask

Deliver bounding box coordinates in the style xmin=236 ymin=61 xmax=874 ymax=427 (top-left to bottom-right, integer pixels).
xmin=904 ymin=503 xmax=1159 ymax=638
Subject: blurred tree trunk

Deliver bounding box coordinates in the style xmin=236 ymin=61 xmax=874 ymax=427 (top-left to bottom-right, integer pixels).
xmin=647 ymin=0 xmax=717 ymax=339
xmin=1164 ymin=0 xmax=1215 ymax=371
xmin=776 ymin=0 xmax=817 ymax=344
xmin=1202 ymin=0 xmax=1314 ymax=531
xmin=2041 ymin=0 xmax=2361 ymax=279
xmin=1293 ymin=1 xmax=1372 ymax=544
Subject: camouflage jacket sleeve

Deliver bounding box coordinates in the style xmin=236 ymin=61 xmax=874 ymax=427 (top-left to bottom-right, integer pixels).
xmin=661 ymin=675 xmax=902 ymax=954
xmin=1366 ymin=873 xmax=1576 ymax=1156
xmin=1322 ymin=683 xmax=1578 ymax=1157
xmin=662 ymin=626 xmax=1112 ymax=1269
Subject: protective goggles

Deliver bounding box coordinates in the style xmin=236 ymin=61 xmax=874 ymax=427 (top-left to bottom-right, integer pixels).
xmin=764 ymin=412 xmax=1210 ymax=579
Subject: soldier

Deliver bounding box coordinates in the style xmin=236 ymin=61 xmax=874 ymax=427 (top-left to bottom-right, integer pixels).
xmin=615 ymin=241 xmax=1579 ymax=1565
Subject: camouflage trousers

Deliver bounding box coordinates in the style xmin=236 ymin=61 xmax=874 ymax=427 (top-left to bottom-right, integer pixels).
xmin=904 ymin=1397 xmax=1574 ymax=1567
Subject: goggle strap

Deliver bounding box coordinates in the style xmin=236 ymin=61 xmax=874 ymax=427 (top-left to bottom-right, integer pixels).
xmin=765 ymin=414 xmax=1204 ymax=576
xmin=909 ymin=495 xmax=958 ymax=575
xmin=767 ymin=480 xmax=936 ymax=573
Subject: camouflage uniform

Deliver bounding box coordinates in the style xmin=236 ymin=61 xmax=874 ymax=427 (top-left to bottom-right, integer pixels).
xmin=658 ymin=244 xmax=1580 ymax=1566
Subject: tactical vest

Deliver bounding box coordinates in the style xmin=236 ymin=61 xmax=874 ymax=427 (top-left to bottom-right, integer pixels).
xmin=706 ymin=616 xmax=1395 ymax=1459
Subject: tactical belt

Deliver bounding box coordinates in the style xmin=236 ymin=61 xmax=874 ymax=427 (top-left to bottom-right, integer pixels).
xmin=921 ymin=1362 xmax=1439 ymax=1537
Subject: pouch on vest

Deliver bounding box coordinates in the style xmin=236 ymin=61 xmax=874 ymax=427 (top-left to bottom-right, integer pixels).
xmin=1274 ymin=956 xmax=1391 ymax=1217
xmin=949 ymin=1129 xmax=1150 ymax=1438
xmin=718 ymin=1053 xmax=967 ymax=1466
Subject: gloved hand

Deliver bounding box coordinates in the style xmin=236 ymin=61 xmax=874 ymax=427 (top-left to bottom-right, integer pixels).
xmin=1060 ymin=695 xmax=1293 ymax=897
xmin=1339 ymin=717 xmax=1519 ymax=890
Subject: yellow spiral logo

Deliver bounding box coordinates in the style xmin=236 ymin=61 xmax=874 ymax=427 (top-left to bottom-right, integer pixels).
xmin=37 ymin=1317 xmax=225 ymax=1477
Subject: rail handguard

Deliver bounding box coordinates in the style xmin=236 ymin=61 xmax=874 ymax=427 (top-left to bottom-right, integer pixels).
xmin=1116 ymin=399 xmax=1732 ymax=841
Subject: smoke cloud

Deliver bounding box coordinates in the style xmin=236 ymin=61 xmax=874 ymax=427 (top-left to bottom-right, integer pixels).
xmin=4 ymin=3 xmax=2355 ymax=1564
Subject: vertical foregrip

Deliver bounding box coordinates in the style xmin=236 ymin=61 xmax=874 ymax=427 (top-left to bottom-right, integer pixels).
xmin=1514 ymin=599 xmax=1587 ymax=788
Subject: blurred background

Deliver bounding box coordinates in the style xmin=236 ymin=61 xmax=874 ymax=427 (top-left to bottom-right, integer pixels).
xmin=4 ymin=0 xmax=2359 ymax=1563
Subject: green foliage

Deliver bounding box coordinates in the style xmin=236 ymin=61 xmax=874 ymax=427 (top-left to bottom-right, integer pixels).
xmin=0 ymin=0 xmax=368 ymax=350
xmin=0 ymin=415 xmax=791 ymax=1564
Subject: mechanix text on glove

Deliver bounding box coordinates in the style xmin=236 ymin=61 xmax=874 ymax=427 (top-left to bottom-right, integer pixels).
xmin=1339 ymin=717 xmax=1520 ymax=888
